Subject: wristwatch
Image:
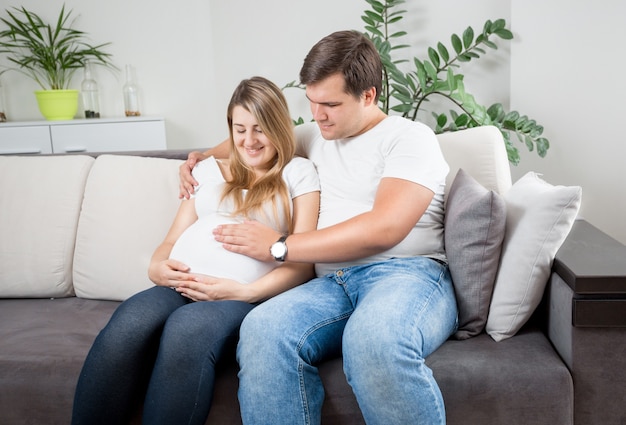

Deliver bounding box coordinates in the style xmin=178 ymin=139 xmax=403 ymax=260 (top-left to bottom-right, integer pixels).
xmin=270 ymin=235 xmax=288 ymax=262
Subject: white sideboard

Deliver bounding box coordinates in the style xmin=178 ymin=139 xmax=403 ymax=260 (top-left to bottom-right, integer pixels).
xmin=0 ymin=117 xmax=166 ymax=155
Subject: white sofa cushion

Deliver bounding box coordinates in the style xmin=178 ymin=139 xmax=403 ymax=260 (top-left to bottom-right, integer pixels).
xmin=0 ymin=155 xmax=94 ymax=297
xmin=437 ymin=125 xmax=512 ymax=197
xmin=73 ymin=155 xmax=183 ymax=301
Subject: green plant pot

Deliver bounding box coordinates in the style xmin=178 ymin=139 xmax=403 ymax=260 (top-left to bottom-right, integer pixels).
xmin=34 ymin=89 xmax=79 ymax=121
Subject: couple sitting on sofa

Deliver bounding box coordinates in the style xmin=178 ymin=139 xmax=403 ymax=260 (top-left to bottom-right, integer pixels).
xmin=72 ymin=30 xmax=457 ymax=425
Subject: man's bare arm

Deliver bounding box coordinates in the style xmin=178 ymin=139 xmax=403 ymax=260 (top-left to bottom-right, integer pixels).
xmin=213 ymin=177 xmax=434 ymax=263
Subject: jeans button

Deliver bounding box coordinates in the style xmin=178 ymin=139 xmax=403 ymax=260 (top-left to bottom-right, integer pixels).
xmin=336 ymin=270 xmax=344 ymax=277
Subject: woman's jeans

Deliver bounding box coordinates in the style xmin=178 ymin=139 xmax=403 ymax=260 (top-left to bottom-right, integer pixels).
xmin=71 ymin=286 xmax=254 ymax=425
xmin=237 ymin=256 xmax=458 ymax=425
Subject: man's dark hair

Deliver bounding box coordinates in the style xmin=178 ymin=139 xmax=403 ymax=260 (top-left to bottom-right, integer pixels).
xmin=299 ymin=30 xmax=383 ymax=102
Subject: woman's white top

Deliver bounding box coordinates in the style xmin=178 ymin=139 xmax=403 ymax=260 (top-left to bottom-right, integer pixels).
xmin=169 ymin=156 xmax=319 ymax=284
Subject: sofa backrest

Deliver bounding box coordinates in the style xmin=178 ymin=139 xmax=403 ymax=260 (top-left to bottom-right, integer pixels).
xmin=0 ymin=125 xmax=513 ymax=301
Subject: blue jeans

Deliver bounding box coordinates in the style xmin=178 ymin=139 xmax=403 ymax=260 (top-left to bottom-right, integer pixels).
xmin=71 ymin=286 xmax=254 ymax=425
xmin=237 ymin=257 xmax=458 ymax=425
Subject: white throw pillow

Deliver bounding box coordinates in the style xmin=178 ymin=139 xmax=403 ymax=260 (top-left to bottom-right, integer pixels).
xmin=73 ymin=155 xmax=183 ymax=301
xmin=0 ymin=155 xmax=94 ymax=297
xmin=486 ymin=172 xmax=582 ymax=341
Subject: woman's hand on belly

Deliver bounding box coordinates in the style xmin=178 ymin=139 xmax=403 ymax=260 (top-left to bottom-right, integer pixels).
xmin=148 ymin=258 xmax=195 ymax=288
xmin=176 ymin=274 xmax=251 ymax=303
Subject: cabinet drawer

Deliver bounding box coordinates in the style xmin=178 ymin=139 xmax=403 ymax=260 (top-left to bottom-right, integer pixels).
xmin=0 ymin=126 xmax=53 ymax=155
xmin=50 ymin=120 xmax=166 ymax=153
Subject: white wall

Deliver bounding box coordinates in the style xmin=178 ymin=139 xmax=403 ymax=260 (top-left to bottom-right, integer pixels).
xmin=2 ymin=0 xmax=624 ymax=244
xmin=510 ymin=0 xmax=626 ymax=244
xmin=0 ymin=0 xmax=509 ymax=145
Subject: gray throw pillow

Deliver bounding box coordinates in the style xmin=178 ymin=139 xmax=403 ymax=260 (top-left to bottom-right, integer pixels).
xmin=444 ymin=169 xmax=506 ymax=340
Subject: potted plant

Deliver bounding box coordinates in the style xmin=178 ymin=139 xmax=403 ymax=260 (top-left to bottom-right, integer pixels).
xmin=0 ymin=5 xmax=116 ymax=120
xmin=360 ymin=0 xmax=548 ymax=165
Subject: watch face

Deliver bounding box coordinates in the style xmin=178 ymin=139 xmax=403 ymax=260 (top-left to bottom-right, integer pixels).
xmin=271 ymin=242 xmax=286 ymax=258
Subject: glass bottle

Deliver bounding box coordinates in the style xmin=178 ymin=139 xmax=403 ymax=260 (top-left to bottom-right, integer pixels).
xmin=81 ymin=61 xmax=100 ymax=118
xmin=0 ymin=77 xmax=7 ymax=122
xmin=123 ymin=64 xmax=141 ymax=117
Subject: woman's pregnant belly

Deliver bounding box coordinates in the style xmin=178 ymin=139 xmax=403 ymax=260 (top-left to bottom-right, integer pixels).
xmin=169 ymin=215 xmax=275 ymax=284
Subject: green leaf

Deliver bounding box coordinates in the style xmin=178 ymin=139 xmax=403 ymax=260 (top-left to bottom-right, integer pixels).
xmin=495 ymin=29 xmax=514 ymax=40
xmin=487 ymin=103 xmax=505 ymax=121
xmin=415 ymin=62 xmax=427 ymax=89
xmin=432 ymin=80 xmax=450 ymax=92
xmin=529 ymin=124 xmax=544 ymax=138
xmin=521 ymin=118 xmax=537 ymax=133
xmin=436 ymin=113 xmax=448 ymax=128
xmin=483 ymin=19 xmax=494 ymax=34
xmin=423 ymin=60 xmax=438 ymax=82
xmin=524 ymin=135 xmax=534 ymax=152
xmin=492 ymin=18 xmax=506 ymax=31
xmin=428 ymin=47 xmax=440 ymax=68
xmin=483 ymin=40 xmax=498 ymax=50
xmin=391 ymin=82 xmax=411 ymax=98
xmin=364 ymin=10 xmax=384 ymax=23
xmin=378 ymin=40 xmax=391 ymax=56
xmin=437 ymin=42 xmax=449 ymax=63
xmin=365 ymin=0 xmax=385 ymax=13
xmin=361 ymin=15 xmax=376 ymax=26
xmin=451 ymin=34 xmax=462 ymax=54
xmin=536 ymin=137 xmax=550 ymax=157
xmin=505 ymin=139 xmax=521 ymax=165
xmin=446 ymin=67 xmax=456 ymax=91
xmin=462 ymin=26 xmax=474 ymax=49
xmin=390 ymin=30 xmax=407 ymax=38
xmin=364 ymin=25 xmax=384 ymax=38
xmin=390 ymin=103 xmax=413 ymax=114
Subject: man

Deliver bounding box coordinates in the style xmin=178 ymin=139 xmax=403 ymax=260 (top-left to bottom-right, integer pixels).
xmin=179 ymin=30 xmax=457 ymax=425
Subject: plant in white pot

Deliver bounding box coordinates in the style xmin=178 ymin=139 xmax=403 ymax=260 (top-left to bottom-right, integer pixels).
xmin=0 ymin=5 xmax=116 ymax=120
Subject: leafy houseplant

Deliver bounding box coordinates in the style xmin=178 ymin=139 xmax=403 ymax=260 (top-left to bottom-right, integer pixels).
xmin=362 ymin=0 xmax=548 ymax=165
xmin=0 ymin=5 xmax=116 ymax=120
xmin=287 ymin=0 xmax=548 ymax=165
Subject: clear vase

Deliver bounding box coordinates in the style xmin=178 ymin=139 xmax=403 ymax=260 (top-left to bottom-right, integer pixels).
xmin=123 ymin=65 xmax=141 ymax=117
xmin=81 ymin=61 xmax=100 ymax=118
xmin=0 ymin=77 xmax=7 ymax=122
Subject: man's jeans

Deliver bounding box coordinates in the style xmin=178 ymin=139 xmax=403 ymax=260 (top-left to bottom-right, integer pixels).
xmin=237 ymin=256 xmax=458 ymax=425
xmin=71 ymin=286 xmax=254 ymax=425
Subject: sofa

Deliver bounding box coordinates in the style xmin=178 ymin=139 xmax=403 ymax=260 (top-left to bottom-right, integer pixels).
xmin=1 ymin=125 xmax=624 ymax=425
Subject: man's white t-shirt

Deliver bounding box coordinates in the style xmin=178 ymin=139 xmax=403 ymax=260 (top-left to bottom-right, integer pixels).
xmin=169 ymin=156 xmax=319 ymax=284
xmin=295 ymin=116 xmax=449 ymax=277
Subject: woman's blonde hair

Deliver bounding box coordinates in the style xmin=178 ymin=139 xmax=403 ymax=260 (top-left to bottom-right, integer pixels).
xmin=221 ymin=76 xmax=296 ymax=232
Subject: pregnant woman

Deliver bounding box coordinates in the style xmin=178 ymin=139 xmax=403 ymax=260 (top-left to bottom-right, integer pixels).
xmin=71 ymin=76 xmax=320 ymax=425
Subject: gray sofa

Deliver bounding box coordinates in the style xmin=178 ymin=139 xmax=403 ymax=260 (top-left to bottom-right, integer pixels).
xmin=1 ymin=126 xmax=624 ymax=425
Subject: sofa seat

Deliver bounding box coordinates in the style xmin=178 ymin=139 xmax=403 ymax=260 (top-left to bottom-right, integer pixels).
xmin=0 ymin=297 xmax=572 ymax=425
xmin=0 ymin=298 xmax=118 ymax=425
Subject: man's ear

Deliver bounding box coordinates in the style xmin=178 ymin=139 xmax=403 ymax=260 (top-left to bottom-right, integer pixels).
xmin=362 ymin=87 xmax=378 ymax=106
